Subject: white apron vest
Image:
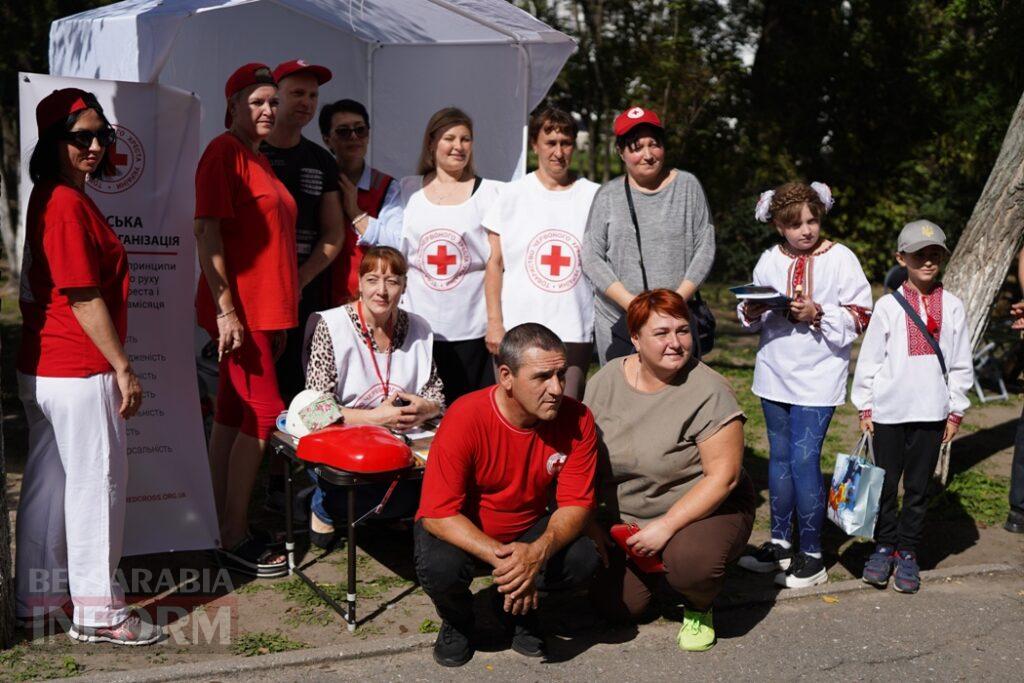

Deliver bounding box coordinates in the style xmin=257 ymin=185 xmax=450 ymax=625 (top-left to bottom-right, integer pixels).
xmin=483 ymin=172 xmax=599 ymax=342
xmin=398 ymin=175 xmax=502 ymax=341
xmin=317 ymin=305 xmax=434 ymax=408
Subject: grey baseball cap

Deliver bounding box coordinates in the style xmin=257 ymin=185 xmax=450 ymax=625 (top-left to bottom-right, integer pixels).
xmin=897 ymin=219 xmax=948 ymax=253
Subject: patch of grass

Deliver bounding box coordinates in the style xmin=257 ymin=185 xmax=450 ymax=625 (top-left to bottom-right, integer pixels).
xmin=232 ymin=631 xmax=307 ymax=657
xmin=418 ymin=618 xmax=440 ymax=634
xmin=358 ymin=574 xmax=414 ymax=599
xmin=272 ymin=577 xmax=346 ymax=626
xmin=0 ymin=647 xmax=82 ymax=681
xmin=930 ymin=470 xmax=1010 ymax=526
xmin=355 ymin=624 xmax=384 ymax=640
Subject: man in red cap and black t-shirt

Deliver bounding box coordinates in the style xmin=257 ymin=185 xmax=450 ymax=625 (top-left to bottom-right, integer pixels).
xmin=261 ymin=59 xmax=347 ymax=508
xmin=415 ymin=323 xmax=600 ymax=667
xmin=261 ymin=59 xmax=346 ymax=399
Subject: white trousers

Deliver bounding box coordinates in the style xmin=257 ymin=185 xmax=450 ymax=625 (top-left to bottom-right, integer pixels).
xmin=16 ymin=371 xmax=130 ymax=627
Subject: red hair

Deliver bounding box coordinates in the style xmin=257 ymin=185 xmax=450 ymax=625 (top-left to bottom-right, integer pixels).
xmin=359 ymin=246 xmax=408 ymax=278
xmin=626 ymin=289 xmax=691 ymax=337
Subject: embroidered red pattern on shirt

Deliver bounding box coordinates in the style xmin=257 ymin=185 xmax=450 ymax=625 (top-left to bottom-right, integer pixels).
xmin=780 ymin=242 xmax=834 ymax=299
xmin=843 ymin=304 xmax=872 ymax=333
xmin=902 ymin=284 xmax=943 ymax=356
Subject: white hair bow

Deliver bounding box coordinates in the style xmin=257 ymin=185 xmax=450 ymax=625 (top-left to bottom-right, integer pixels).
xmin=810 ymin=182 xmax=835 ymax=212
xmin=754 ymin=190 xmax=774 ymax=223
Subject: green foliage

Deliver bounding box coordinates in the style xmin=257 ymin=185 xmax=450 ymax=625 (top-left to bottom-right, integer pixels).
xmin=418 ymin=618 xmax=440 ymax=634
xmin=522 ymin=0 xmax=1024 ymax=283
xmin=930 ymin=469 xmax=1010 ymax=526
xmin=231 ymin=631 xmax=307 ymax=657
xmin=0 ymin=647 xmax=82 ymax=681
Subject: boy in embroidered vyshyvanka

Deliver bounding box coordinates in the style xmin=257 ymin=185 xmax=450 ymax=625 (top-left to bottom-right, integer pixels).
xmin=735 ymin=182 xmax=872 ymax=588
xmin=851 ymin=220 xmax=973 ymax=593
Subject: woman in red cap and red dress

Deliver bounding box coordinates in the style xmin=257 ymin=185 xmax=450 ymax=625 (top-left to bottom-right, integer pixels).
xmin=581 ymin=106 xmax=717 ymax=365
xmin=16 ymin=88 xmax=160 ymax=644
xmin=194 ymin=63 xmax=298 ymax=577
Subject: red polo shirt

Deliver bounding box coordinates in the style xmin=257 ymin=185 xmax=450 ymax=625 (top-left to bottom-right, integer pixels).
xmin=417 ymin=387 xmax=597 ymax=543
xmin=194 ymin=132 xmax=298 ymax=334
xmin=18 ymin=182 xmax=129 ymax=377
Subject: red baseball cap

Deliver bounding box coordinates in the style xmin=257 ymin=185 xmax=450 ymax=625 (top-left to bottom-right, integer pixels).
xmin=613 ymin=106 xmax=663 ymax=137
xmin=272 ymin=59 xmax=332 ymax=86
xmin=223 ymin=62 xmax=276 ymax=128
xmin=36 ymin=88 xmax=94 ymax=133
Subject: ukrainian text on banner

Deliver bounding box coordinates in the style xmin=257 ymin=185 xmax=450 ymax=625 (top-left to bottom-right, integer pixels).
xmin=18 ymin=73 xmax=218 ymax=555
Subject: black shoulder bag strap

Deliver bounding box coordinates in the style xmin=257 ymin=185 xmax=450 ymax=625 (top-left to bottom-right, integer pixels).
xmin=623 ymin=176 xmax=649 ymax=291
xmin=890 ymin=289 xmax=947 ymax=376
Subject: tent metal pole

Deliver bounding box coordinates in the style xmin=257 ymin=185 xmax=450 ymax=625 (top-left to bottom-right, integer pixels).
xmin=422 ymin=0 xmax=521 ymax=42
xmin=366 ymin=41 xmax=381 ymax=170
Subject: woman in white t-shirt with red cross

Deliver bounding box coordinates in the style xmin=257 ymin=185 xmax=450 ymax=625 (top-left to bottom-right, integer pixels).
xmin=360 ymin=107 xmax=501 ymax=405
xmin=482 ymin=107 xmax=599 ymax=399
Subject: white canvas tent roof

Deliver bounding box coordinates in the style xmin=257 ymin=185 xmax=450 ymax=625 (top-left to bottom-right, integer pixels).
xmin=49 ymin=0 xmax=575 ymax=179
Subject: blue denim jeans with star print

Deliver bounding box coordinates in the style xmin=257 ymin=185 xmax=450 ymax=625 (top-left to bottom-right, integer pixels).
xmin=761 ymin=399 xmax=835 ymax=554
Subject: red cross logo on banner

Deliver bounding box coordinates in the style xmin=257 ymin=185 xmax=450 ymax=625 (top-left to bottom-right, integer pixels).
xmin=108 ymin=141 xmax=129 ymax=169
xmin=525 ymin=229 xmax=583 ymax=293
xmin=87 ymin=124 xmax=145 ymax=194
xmin=427 ymin=245 xmax=458 ymax=275
xmin=540 ymin=245 xmax=571 ymax=277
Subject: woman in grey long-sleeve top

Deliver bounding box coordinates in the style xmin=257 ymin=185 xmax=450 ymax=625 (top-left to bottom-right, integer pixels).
xmin=582 ymin=106 xmax=715 ymax=364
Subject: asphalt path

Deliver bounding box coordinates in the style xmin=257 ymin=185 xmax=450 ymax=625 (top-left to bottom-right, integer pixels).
xmin=211 ymin=570 xmax=1024 ymax=681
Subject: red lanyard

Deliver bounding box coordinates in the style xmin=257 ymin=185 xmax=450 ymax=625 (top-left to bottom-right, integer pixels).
xmin=357 ymin=301 xmax=393 ymax=399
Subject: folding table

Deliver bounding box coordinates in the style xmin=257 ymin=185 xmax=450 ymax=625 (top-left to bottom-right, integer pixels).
xmin=270 ymin=430 xmax=430 ymax=631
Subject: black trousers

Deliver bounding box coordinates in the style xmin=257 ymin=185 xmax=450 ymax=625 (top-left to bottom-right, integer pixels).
xmin=1010 ymin=403 xmax=1024 ymax=516
xmin=413 ymin=515 xmax=600 ymax=632
xmin=872 ymin=421 xmax=944 ymax=552
xmin=433 ymin=338 xmax=494 ymax=406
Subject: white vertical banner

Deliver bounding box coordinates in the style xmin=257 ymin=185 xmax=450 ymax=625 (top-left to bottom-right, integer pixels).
xmin=18 ymin=73 xmax=218 ymax=555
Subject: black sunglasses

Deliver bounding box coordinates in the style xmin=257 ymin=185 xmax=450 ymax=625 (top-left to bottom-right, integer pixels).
xmin=61 ymin=126 xmax=117 ymax=149
xmin=332 ymin=125 xmax=369 ymax=140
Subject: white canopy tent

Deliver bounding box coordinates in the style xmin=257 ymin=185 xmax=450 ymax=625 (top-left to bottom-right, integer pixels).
xmin=48 ymin=0 xmax=576 ymax=181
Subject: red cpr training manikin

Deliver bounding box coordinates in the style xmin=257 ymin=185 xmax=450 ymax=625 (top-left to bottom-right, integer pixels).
xmin=297 ymin=425 xmax=413 ymax=474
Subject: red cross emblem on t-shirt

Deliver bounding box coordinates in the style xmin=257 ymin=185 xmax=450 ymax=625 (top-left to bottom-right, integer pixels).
xmin=541 ymin=244 xmax=572 ymax=277
xmin=427 ymin=244 xmax=458 ymax=275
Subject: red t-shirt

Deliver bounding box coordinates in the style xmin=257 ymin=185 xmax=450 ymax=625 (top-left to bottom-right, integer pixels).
xmin=194 ymin=132 xmax=299 ymax=334
xmin=17 ymin=182 xmax=129 ymax=378
xmin=417 ymin=387 xmax=597 ymax=543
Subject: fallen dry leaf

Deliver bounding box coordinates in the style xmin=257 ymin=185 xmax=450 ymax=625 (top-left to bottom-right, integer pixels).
xmin=821 ymin=595 xmax=840 ymax=604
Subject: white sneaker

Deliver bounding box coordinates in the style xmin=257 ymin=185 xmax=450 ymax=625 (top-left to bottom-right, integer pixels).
xmin=69 ymin=611 xmax=162 ymax=646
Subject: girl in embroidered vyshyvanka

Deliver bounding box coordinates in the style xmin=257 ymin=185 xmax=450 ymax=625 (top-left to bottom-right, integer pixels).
xmin=735 ymin=182 xmax=872 ymax=588
xmin=852 ymin=220 xmax=973 ymax=594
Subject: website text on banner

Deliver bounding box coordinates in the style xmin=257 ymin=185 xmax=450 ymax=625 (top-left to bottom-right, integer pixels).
xmin=17 ymin=73 xmax=218 ymax=555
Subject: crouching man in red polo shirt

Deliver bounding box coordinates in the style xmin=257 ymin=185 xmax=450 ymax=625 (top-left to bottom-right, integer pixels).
xmin=415 ymin=323 xmax=600 ymax=667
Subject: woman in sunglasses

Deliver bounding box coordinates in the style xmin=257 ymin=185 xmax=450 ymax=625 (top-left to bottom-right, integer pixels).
xmin=359 ymin=107 xmax=502 ymax=404
xmin=16 ymin=88 xmax=160 ymax=644
xmin=318 ymin=99 xmax=397 ymax=305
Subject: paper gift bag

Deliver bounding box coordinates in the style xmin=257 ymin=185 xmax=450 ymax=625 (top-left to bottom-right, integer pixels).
xmin=827 ymin=433 xmax=886 ymax=539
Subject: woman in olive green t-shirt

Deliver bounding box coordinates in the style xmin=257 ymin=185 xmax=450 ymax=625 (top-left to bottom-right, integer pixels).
xmin=583 ymin=289 xmax=755 ymax=652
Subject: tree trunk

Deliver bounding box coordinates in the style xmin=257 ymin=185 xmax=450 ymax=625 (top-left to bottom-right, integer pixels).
xmin=0 ymin=103 xmax=20 ymax=278
xmin=0 ymin=321 xmax=14 ymax=648
xmin=944 ymin=89 xmax=1024 ymax=352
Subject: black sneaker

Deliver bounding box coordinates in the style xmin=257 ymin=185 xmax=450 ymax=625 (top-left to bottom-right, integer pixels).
xmin=774 ymin=552 xmax=827 ymax=588
xmin=1005 ymin=510 xmax=1024 ymax=534
xmin=737 ymin=541 xmax=794 ymax=573
xmin=511 ymin=620 xmax=545 ymax=658
xmin=433 ymin=620 xmax=473 ymax=667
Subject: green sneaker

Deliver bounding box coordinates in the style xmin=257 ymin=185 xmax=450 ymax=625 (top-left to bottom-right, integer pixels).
xmin=676 ymin=607 xmax=716 ymax=652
